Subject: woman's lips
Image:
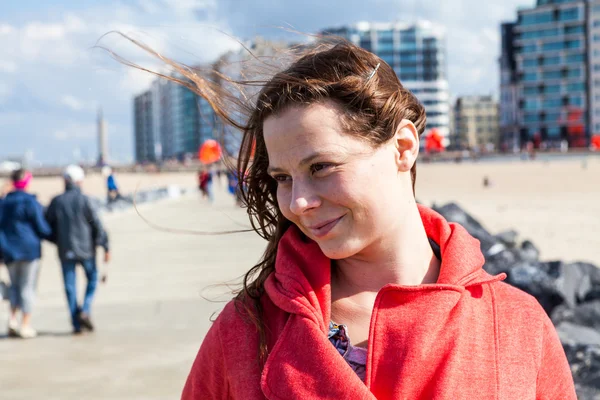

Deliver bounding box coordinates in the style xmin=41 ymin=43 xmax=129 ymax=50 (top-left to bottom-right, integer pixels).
xmin=307 ymin=215 xmax=344 ymax=238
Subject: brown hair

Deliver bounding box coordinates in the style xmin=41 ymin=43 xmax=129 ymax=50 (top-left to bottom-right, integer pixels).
xmin=10 ymin=169 xmax=26 ymax=183
xmin=107 ymin=34 xmax=426 ymax=364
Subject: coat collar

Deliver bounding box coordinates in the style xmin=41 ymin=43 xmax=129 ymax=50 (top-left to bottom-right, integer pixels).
xmin=261 ymin=205 xmax=505 ymax=399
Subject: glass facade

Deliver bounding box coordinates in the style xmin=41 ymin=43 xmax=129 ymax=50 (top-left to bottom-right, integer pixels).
xmin=512 ymin=0 xmax=589 ymax=146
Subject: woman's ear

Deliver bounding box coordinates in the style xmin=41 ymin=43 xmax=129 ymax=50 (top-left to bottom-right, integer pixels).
xmin=393 ymin=119 xmax=420 ymax=172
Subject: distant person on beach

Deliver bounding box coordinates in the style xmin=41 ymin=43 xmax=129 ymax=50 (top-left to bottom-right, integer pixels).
xmin=45 ymin=165 xmax=110 ymax=334
xmin=0 ymin=169 xmax=51 ymax=338
xmin=198 ymin=168 xmax=213 ymax=203
xmin=124 ymin=39 xmax=575 ymax=398
xmin=102 ymin=166 xmax=125 ymax=205
xmin=226 ymin=170 xmax=243 ymax=207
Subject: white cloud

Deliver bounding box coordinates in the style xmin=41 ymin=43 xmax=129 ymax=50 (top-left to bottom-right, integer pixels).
xmin=0 ymin=24 xmax=14 ymax=35
xmin=53 ymin=122 xmax=96 ymax=141
xmin=54 ymin=131 xmax=69 ymax=141
xmin=118 ymin=68 xmax=159 ymax=95
xmin=61 ymin=95 xmax=87 ymax=111
xmin=23 ymin=22 xmax=67 ymax=41
xmin=0 ymin=82 xmax=12 ymax=103
xmin=0 ymin=61 xmax=16 ymax=73
xmin=162 ymin=0 xmax=217 ymax=15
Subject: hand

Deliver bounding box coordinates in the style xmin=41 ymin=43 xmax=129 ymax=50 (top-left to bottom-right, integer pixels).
xmin=104 ymin=251 xmax=111 ymax=264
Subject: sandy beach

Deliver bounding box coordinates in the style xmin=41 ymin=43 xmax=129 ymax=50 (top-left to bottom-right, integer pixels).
xmin=415 ymin=156 xmax=600 ymax=265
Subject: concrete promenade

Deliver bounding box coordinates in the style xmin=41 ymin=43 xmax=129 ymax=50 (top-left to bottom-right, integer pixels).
xmin=0 ymin=186 xmax=264 ymax=399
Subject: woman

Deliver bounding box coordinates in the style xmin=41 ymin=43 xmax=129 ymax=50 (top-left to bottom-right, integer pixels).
xmin=0 ymin=169 xmax=51 ymax=338
xmin=123 ymin=38 xmax=575 ymax=398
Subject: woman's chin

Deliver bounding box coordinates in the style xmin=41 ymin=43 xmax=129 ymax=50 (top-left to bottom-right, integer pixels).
xmin=317 ymin=239 xmax=361 ymax=260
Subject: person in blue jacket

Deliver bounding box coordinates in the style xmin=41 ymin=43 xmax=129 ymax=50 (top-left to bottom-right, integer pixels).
xmin=0 ymin=169 xmax=51 ymax=338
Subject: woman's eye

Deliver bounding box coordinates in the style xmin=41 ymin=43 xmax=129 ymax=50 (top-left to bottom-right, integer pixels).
xmin=273 ymin=175 xmax=291 ymax=183
xmin=310 ymin=163 xmax=332 ymax=175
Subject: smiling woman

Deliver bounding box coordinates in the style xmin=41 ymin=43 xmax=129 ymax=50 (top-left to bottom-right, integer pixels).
xmin=116 ymin=36 xmax=576 ymax=399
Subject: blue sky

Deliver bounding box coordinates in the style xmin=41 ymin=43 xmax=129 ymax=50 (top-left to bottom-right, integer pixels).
xmin=0 ymin=0 xmax=531 ymax=166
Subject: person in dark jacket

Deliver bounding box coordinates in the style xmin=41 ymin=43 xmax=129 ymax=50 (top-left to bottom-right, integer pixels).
xmin=45 ymin=165 xmax=110 ymax=334
xmin=0 ymin=169 xmax=52 ymax=338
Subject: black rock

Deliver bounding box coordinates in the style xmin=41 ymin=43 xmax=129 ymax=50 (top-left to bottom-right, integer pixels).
xmin=552 ymin=301 xmax=600 ymax=330
xmin=563 ymin=343 xmax=600 ymax=398
xmin=484 ymin=247 xmax=520 ymax=276
xmin=568 ymin=262 xmax=600 ymax=303
xmin=557 ymin=322 xmax=600 ymax=347
xmin=519 ymin=240 xmax=540 ymax=263
xmin=433 ymin=203 xmax=497 ymax=254
xmin=494 ymin=230 xmax=519 ymax=248
xmin=503 ymin=261 xmax=564 ymax=315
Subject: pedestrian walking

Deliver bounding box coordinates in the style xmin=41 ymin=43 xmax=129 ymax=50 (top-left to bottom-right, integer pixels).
xmin=45 ymin=165 xmax=110 ymax=334
xmin=0 ymin=169 xmax=51 ymax=338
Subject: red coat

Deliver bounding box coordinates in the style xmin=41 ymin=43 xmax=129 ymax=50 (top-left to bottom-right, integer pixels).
xmin=183 ymin=205 xmax=576 ymax=399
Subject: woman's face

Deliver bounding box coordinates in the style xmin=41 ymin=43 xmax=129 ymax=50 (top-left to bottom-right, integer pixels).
xmin=263 ymin=101 xmax=417 ymax=260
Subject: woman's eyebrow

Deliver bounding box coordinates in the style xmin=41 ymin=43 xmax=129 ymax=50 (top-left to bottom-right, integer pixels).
xmin=267 ymin=151 xmax=339 ymax=174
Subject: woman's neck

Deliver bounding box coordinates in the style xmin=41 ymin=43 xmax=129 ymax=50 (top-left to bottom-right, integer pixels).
xmin=332 ymin=203 xmax=440 ymax=295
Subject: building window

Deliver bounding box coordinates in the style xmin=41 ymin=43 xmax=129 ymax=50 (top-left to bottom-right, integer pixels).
xmin=570 ymin=96 xmax=583 ymax=107
xmin=558 ymin=8 xmax=580 ymax=22
xmin=522 ymin=72 xmax=538 ymax=81
xmin=523 ymin=58 xmax=538 ymax=67
xmin=400 ymin=65 xmax=418 ymax=74
xmin=565 ymin=24 xmax=585 ymax=34
xmin=542 ymin=56 xmax=561 ymax=65
xmin=519 ymin=11 xmax=553 ymax=26
xmin=566 ymin=68 xmax=582 ymax=78
xmin=399 ymin=52 xmax=418 ymax=62
xmin=542 ymin=41 xmax=564 ymax=51
xmin=543 ymin=97 xmax=562 ymax=108
xmin=377 ymin=41 xmax=395 ymax=52
xmin=544 ymin=84 xmax=561 ymax=94
xmin=542 ymin=70 xmax=562 ymax=80
xmin=524 ymin=98 xmax=540 ymax=111
xmin=566 ymin=53 xmax=585 ymax=62
xmin=378 ymin=29 xmax=394 ymax=40
xmin=520 ymin=27 xmax=559 ymax=40
xmin=520 ymin=44 xmax=537 ymax=53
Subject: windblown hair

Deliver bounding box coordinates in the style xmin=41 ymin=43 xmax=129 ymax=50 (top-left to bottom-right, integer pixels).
xmin=107 ymin=34 xmax=426 ymax=364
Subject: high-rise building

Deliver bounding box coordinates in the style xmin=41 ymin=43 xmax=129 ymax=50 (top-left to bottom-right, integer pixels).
xmin=453 ymin=96 xmax=500 ymax=150
xmin=587 ymin=0 xmax=600 ymax=138
xmin=97 ymin=107 xmax=109 ymax=165
xmin=133 ymin=90 xmax=158 ymax=162
xmin=322 ymin=21 xmax=451 ymax=144
xmin=133 ymin=74 xmax=218 ymax=163
xmin=504 ymin=0 xmax=594 ymax=149
xmin=499 ymin=23 xmax=521 ymax=152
